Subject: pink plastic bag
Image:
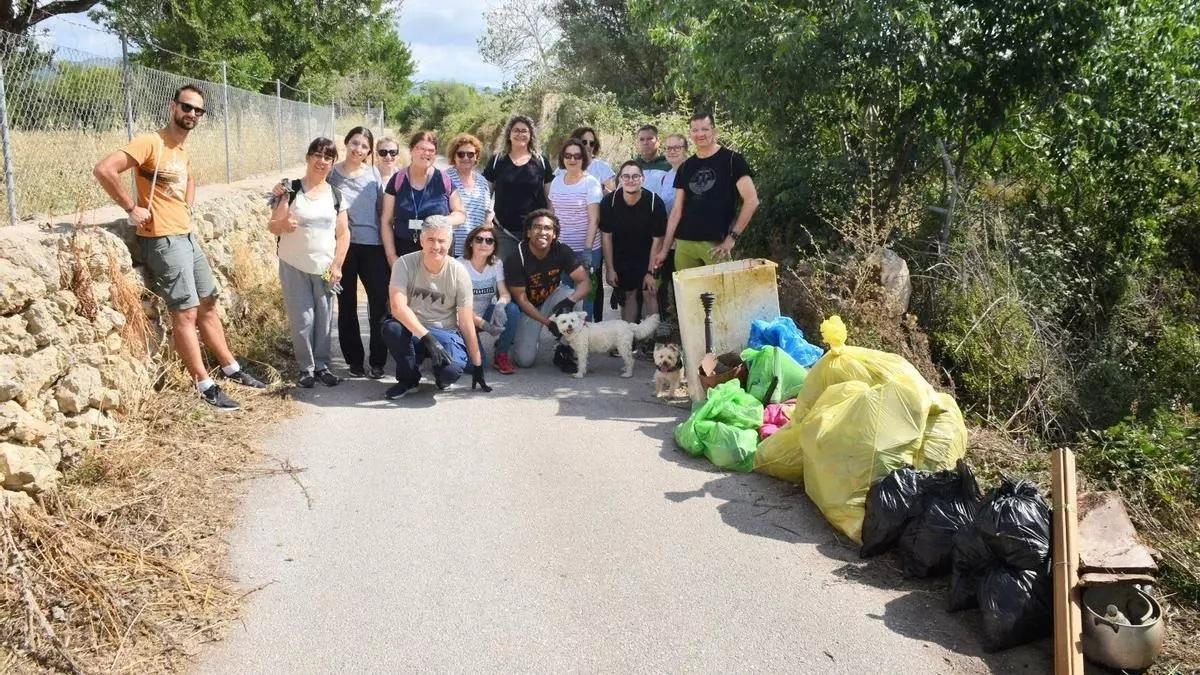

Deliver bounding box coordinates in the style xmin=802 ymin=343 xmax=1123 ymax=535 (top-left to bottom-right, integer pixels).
xmin=759 ymin=401 xmax=795 ymax=440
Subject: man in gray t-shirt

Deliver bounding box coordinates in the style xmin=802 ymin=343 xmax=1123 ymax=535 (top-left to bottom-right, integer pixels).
xmin=382 ymin=215 xmax=491 ymax=398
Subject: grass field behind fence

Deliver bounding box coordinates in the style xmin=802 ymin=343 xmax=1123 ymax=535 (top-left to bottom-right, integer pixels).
xmin=0 ymin=113 xmax=375 ymax=219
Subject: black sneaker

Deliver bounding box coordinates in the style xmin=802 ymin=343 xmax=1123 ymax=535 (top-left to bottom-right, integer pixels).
xmin=201 ymin=384 xmax=240 ymax=410
xmin=297 ymin=373 xmax=315 ymax=388
xmin=384 ymin=382 xmax=412 ymax=399
xmin=368 ymin=366 xmax=385 ymax=380
xmin=315 ymin=369 xmax=340 ymax=386
xmin=347 ymin=365 xmax=366 ymax=378
xmin=225 ymin=369 xmax=267 ymax=388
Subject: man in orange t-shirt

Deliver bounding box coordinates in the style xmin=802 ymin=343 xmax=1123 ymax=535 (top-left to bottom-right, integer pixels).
xmin=94 ymin=85 xmax=264 ymax=410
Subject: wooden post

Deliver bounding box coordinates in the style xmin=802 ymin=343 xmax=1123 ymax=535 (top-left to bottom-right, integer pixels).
xmin=1051 ymin=448 xmax=1084 ymax=674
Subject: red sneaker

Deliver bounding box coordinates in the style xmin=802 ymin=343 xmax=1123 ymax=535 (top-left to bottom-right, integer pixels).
xmin=494 ymin=352 xmax=515 ymax=375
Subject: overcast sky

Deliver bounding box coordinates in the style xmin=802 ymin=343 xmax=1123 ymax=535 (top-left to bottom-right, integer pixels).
xmin=37 ymin=1 xmax=504 ymax=89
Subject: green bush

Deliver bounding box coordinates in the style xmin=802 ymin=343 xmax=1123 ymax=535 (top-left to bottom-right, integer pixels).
xmin=1079 ymin=406 xmax=1199 ymax=509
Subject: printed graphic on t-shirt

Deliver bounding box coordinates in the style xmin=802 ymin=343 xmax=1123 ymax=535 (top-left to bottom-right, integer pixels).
xmin=688 ymin=167 xmax=716 ymax=196
xmin=410 ymin=286 xmax=449 ymax=307
xmin=139 ymin=149 xmax=188 ymax=201
xmin=525 ymin=268 xmax=562 ymax=306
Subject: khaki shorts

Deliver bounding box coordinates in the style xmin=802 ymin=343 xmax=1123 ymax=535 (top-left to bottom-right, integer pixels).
xmin=137 ymin=233 xmax=219 ymax=311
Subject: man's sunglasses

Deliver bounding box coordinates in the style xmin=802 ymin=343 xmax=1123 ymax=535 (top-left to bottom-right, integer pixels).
xmin=473 ymin=235 xmax=495 ymax=244
xmin=456 ymin=150 xmax=477 ymax=159
xmin=377 ymin=149 xmax=399 ymax=157
xmin=175 ymin=100 xmax=206 ymax=116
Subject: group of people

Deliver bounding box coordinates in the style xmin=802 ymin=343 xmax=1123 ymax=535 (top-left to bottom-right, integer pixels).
xmin=92 ymin=85 xmax=761 ymax=408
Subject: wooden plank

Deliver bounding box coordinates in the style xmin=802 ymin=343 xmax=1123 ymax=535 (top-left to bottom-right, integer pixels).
xmin=1077 ymin=491 xmax=1158 ymax=574
xmin=1051 ymin=448 xmax=1085 ymax=675
xmin=1079 ymin=572 xmax=1157 ymax=587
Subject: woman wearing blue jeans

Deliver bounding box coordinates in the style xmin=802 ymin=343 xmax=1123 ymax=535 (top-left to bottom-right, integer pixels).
xmin=458 ymin=225 xmax=520 ymax=374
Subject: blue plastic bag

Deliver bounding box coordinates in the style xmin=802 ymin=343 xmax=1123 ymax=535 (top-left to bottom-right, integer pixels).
xmin=748 ymin=316 xmax=824 ymax=367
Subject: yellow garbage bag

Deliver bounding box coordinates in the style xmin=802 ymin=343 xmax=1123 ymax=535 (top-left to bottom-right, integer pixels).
xmin=754 ymin=315 xmax=969 ymax=543
xmin=793 ymin=315 xmax=934 ymax=419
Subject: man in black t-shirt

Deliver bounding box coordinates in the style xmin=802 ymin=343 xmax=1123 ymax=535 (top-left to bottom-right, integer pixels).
xmin=503 ymin=209 xmax=593 ymax=368
xmin=653 ymin=112 xmax=760 ymax=273
xmin=600 ymin=161 xmax=667 ymax=323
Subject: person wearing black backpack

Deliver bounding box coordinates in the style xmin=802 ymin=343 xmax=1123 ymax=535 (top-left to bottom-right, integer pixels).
xmin=268 ymin=138 xmax=351 ymax=389
xmin=483 ymin=115 xmax=555 ymax=263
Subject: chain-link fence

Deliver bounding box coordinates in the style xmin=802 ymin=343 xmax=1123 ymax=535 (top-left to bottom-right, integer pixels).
xmin=0 ymin=29 xmax=385 ymax=223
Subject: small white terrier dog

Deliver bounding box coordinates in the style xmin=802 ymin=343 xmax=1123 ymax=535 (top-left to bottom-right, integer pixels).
xmin=652 ymin=342 xmax=684 ymax=397
xmin=551 ymin=312 xmax=660 ymax=378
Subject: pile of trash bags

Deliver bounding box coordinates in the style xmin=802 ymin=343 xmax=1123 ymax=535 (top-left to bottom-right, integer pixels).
xmin=754 ymin=316 xmax=968 ymax=542
xmin=862 ymin=465 xmax=1054 ymax=651
xmin=674 ymin=320 xmax=820 ymax=471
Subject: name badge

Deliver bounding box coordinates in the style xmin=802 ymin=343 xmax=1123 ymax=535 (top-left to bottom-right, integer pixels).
xmin=408 ymin=219 xmax=423 ymax=231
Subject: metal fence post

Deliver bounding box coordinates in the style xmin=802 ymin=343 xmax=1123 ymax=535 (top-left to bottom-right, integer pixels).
xmin=276 ymin=79 xmax=283 ymax=173
xmin=120 ymin=33 xmax=137 ymax=199
xmin=0 ymin=60 xmax=16 ymax=225
xmin=306 ymin=90 xmax=311 ymax=142
xmin=330 ymin=97 xmax=335 ymax=140
xmin=221 ymin=62 xmax=231 ymax=183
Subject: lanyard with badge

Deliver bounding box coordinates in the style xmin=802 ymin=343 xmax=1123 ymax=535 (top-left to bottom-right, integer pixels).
xmin=407 ymin=180 xmax=426 ymax=240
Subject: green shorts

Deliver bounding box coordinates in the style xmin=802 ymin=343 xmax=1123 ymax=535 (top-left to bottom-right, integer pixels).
xmin=673 ymin=239 xmax=721 ymax=272
xmin=137 ymin=233 xmax=219 ymax=311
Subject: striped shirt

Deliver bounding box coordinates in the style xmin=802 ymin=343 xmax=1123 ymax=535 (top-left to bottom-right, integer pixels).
xmin=548 ymin=173 xmax=603 ymax=253
xmin=446 ymin=167 xmax=493 ymax=257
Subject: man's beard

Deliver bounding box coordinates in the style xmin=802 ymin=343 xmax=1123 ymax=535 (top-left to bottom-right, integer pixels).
xmin=173 ymin=114 xmax=196 ymax=130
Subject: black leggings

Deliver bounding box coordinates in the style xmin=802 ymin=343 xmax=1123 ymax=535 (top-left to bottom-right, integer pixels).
xmin=337 ymin=243 xmax=391 ymax=370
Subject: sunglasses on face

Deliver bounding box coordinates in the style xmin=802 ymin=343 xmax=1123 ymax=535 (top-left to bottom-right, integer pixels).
xmin=619 ymin=173 xmax=642 ymax=181
xmin=473 ymin=235 xmax=495 ymax=244
xmin=456 ymin=150 xmax=477 ymax=159
xmin=563 ymin=152 xmax=582 ymax=160
xmin=377 ymin=149 xmax=399 ymax=157
xmin=582 ymin=139 xmax=597 ymax=148
xmin=175 ymin=100 xmax=206 ymax=116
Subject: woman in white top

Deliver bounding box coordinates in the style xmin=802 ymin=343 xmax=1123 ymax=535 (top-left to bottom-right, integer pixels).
xmin=268 ymin=137 xmax=350 ymax=388
xmin=458 ymin=225 xmax=520 ymax=375
xmin=445 ymin=133 xmax=494 ymax=258
xmin=547 ymin=137 xmax=604 ymax=319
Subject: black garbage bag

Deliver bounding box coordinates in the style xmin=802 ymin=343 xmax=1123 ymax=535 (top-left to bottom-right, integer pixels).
xmin=861 ymin=466 xmax=927 ymax=557
xmin=975 ymin=478 xmax=1051 ymax=570
xmin=896 ymin=461 xmax=983 ymax=577
xmin=553 ymin=343 xmax=578 ymax=373
xmin=947 ymin=524 xmax=994 ymax=611
xmin=978 ymin=562 xmax=1053 ymax=651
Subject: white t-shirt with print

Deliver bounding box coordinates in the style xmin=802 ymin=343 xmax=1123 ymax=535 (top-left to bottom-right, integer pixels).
xmin=458 ymin=257 xmax=505 ymax=316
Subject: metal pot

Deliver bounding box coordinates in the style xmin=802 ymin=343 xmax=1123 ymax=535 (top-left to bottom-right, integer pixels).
xmin=1081 ymin=586 xmax=1165 ymax=670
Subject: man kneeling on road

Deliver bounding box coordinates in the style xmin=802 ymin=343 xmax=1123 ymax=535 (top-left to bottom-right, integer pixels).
xmin=382 ymin=215 xmax=491 ymax=399
xmin=504 ymin=209 xmax=593 ymax=368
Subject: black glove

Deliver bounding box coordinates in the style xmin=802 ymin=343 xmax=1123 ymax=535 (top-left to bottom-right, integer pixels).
xmin=471 ymin=365 xmax=492 ymax=392
xmin=551 ymin=298 xmax=576 ymax=316
xmin=546 ymin=320 xmax=562 ymax=339
xmin=420 ymin=333 xmax=452 ymax=367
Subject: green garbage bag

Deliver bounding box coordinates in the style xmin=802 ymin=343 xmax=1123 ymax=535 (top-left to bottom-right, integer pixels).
xmin=740 ymin=345 xmax=808 ymax=404
xmin=674 ymin=379 xmax=763 ymax=472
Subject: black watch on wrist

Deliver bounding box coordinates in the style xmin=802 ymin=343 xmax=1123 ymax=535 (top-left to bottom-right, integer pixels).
xmin=729 ymin=230 xmax=741 ymax=241
xmin=124 ymin=205 xmax=135 ymax=214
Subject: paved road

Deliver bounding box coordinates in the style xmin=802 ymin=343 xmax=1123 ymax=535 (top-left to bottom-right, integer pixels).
xmin=201 ymin=326 xmax=1050 ymax=673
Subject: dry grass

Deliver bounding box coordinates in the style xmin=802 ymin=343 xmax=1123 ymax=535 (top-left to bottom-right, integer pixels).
xmin=0 ymin=380 xmax=294 ymax=673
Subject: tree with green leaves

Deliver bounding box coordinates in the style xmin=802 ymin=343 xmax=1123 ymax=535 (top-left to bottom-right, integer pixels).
xmin=91 ymin=0 xmax=414 ymax=101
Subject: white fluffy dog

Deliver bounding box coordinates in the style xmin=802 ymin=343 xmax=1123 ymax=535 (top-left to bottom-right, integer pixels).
xmin=552 ymin=312 xmax=660 ymax=378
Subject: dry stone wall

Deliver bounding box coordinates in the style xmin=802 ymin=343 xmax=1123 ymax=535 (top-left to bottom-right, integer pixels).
xmin=0 ymin=189 xmax=276 ymax=508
